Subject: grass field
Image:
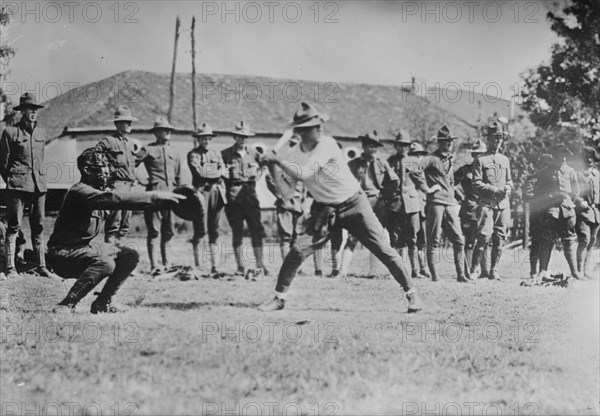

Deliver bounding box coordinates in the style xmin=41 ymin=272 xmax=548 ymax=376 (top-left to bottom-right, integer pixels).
xmin=1 ymin=236 xmax=599 ymax=416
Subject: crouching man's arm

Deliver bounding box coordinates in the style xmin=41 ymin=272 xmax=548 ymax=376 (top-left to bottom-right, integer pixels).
xmin=79 ymin=185 xmax=185 ymax=210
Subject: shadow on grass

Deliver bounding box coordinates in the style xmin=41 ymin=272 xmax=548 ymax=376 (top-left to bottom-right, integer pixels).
xmin=142 ymin=301 xmax=258 ymax=310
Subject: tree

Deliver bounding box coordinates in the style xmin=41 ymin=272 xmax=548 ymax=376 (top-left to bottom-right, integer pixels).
xmin=520 ymin=0 xmax=600 ymax=144
xmin=0 ymin=4 xmax=16 ymax=124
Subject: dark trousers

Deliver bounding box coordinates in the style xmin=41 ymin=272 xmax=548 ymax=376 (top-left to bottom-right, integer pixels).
xmin=144 ymin=209 xmax=174 ymax=243
xmin=225 ymin=185 xmax=265 ymax=248
xmin=274 ymin=192 xmax=413 ymax=293
xmin=387 ymin=207 xmax=420 ymax=249
xmin=276 ymin=208 xmax=302 ymax=246
xmin=5 ymin=190 xmax=46 ymax=268
xmin=48 ymin=242 xmax=139 ymax=294
xmin=105 ymin=181 xmax=133 ymax=242
xmin=192 ymin=183 xmax=225 ymax=244
xmin=345 ymin=195 xmax=386 ymax=251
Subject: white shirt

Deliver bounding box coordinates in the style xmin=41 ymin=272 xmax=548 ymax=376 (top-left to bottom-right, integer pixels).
xmin=283 ymin=135 xmax=360 ymax=204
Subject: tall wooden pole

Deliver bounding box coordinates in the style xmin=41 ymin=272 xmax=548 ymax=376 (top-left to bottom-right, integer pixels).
xmin=191 ymin=16 xmax=197 ymax=131
xmin=168 ymin=16 xmax=180 ymax=123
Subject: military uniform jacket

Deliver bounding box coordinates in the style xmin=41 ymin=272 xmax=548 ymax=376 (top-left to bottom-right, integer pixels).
xmin=136 ymin=142 xmax=181 ymax=191
xmin=187 ymin=146 xmax=227 ymax=203
xmin=48 ymin=182 xmax=165 ymax=248
xmin=472 ymin=151 xmax=513 ymax=209
xmin=577 ymin=167 xmax=600 ymax=223
xmin=421 ymin=150 xmax=458 ymax=206
xmin=454 ymin=162 xmax=480 ymax=221
xmin=348 ymin=154 xmax=399 ymax=199
xmin=386 ymin=154 xmax=427 ymax=213
xmin=221 ymin=145 xmax=262 ymax=201
xmin=95 ymin=132 xmax=138 ymax=182
xmin=0 ymin=120 xmax=47 ymax=193
xmin=533 ymin=163 xmax=580 ymax=219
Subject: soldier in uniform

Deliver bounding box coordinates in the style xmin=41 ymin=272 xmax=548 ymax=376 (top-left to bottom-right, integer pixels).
xmin=385 ymin=131 xmax=430 ymax=278
xmin=0 ymin=93 xmax=58 ymax=279
xmin=221 ymin=121 xmax=267 ymax=278
xmin=187 ymin=122 xmax=228 ymax=274
xmin=522 ymin=154 xmax=553 ymax=278
xmin=95 ymin=105 xmax=139 ymax=245
xmin=533 ymin=145 xmax=582 ymax=281
xmin=470 ymin=123 xmax=513 ymax=280
xmin=408 ymin=142 xmax=431 ymax=278
xmin=135 ymin=116 xmax=181 ymax=271
xmin=340 ymin=131 xmax=399 ymax=276
xmin=454 ymin=139 xmax=487 ymax=277
xmin=575 ymin=146 xmax=600 ymax=279
xmin=421 ymin=125 xmax=471 ymax=282
xmin=47 ymin=148 xmax=184 ymax=313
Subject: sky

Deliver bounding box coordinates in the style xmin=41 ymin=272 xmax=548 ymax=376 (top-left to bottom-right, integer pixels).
xmin=1 ymin=0 xmax=558 ymax=103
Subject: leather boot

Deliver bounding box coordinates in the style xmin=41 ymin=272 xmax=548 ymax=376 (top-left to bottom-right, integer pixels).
xmin=408 ymin=246 xmax=419 ymax=278
xmin=538 ymin=240 xmax=553 ymax=275
xmin=192 ymin=242 xmax=201 ymax=268
xmin=426 ymin=246 xmax=439 ymax=281
xmin=234 ymin=245 xmax=245 ymax=274
xmin=90 ymin=272 xmax=131 ymax=314
xmin=454 ymin=245 xmax=472 ymax=282
xmin=252 ymin=245 xmax=267 ymax=277
xmin=160 ymin=240 xmax=168 ymax=266
xmin=489 ymin=243 xmax=503 ymax=280
xmin=313 ymin=247 xmax=323 ymax=276
xmin=147 ymin=237 xmax=158 ymax=270
xmin=33 ymin=244 xmax=60 ymax=279
xmin=55 ymin=278 xmax=97 ymax=311
xmin=6 ymin=234 xmax=20 ymax=278
xmin=464 ymin=245 xmax=474 ymax=277
xmin=576 ymin=240 xmax=587 ymax=277
xmin=481 ymin=245 xmax=491 ymax=278
xmin=418 ymin=249 xmax=430 ymax=278
xmin=563 ymin=239 xmax=582 ymax=279
xmin=209 ymin=243 xmax=219 ymax=273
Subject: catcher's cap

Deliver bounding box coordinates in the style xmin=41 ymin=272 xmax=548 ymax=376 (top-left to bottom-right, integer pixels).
xmin=170 ymin=186 xmax=205 ymax=221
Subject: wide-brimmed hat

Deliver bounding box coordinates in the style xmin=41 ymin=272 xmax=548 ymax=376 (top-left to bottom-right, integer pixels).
xmin=408 ymin=142 xmax=428 ymax=156
xmin=231 ymin=121 xmax=255 ymax=137
xmin=152 ymin=116 xmax=174 ymax=131
xmin=193 ymin=122 xmax=217 ymax=137
xmin=170 ymin=186 xmax=205 ymax=221
xmin=358 ymin=130 xmax=384 ymax=147
xmin=14 ymin=93 xmax=44 ymax=111
xmin=469 ymin=139 xmax=487 ymax=154
xmin=289 ymin=102 xmax=329 ymax=128
xmin=112 ymin=105 xmax=137 ymax=122
xmin=581 ymin=146 xmax=600 ymax=161
xmin=437 ymin=124 xmax=458 ymax=140
xmin=394 ymin=130 xmax=411 ymax=145
xmin=486 ymin=121 xmax=505 ymax=138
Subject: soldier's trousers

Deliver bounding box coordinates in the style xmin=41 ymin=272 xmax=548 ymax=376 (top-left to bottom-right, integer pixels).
xmin=387 ymin=207 xmax=420 ymax=249
xmin=274 ymin=191 xmax=413 ymax=293
xmin=48 ymin=242 xmax=139 ymax=294
xmin=5 ymin=190 xmax=46 ymax=268
xmin=425 ymin=204 xmax=467 ymax=280
xmin=472 ymin=206 xmax=510 ymax=272
xmin=192 ymin=183 xmax=225 ymax=244
xmin=276 ymin=208 xmax=303 ymax=247
xmin=105 ymin=181 xmax=133 ymax=242
xmin=144 ymin=209 xmax=174 ymax=243
xmin=225 ymin=185 xmax=265 ymax=248
xmin=576 ymin=217 xmax=600 ymax=276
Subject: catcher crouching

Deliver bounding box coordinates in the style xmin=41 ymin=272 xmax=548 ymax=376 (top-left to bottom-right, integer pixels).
xmin=47 ymin=148 xmax=185 ymax=313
